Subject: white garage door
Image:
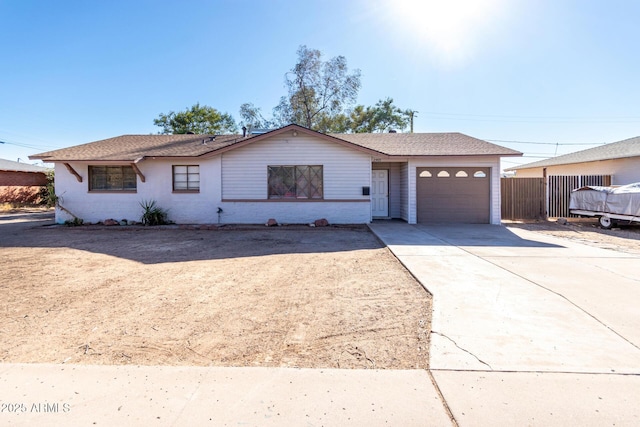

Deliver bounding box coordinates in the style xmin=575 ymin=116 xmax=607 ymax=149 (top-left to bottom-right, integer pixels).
xmin=416 ymin=167 xmax=490 ymax=223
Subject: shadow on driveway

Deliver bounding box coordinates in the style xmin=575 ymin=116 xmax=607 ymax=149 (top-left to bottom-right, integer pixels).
xmin=370 ymin=222 xmax=563 ymax=249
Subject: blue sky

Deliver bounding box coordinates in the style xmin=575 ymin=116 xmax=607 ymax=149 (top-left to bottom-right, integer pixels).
xmin=1 ymin=0 xmax=639 ymax=171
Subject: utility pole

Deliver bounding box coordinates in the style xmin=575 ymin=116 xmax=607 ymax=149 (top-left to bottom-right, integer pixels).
xmin=406 ymin=110 xmax=418 ymax=133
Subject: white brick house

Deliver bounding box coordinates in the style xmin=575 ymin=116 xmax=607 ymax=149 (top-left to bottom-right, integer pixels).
xmin=31 ymin=125 xmax=520 ymax=225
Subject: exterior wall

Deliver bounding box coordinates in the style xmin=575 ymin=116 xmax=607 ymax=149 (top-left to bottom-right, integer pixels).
xmin=399 ymin=163 xmax=408 ymax=221
xmin=0 ymin=170 xmax=47 ymax=186
xmin=53 ymin=158 xmax=221 ymax=224
xmin=407 ymin=156 xmax=502 ymax=225
xmin=372 ymin=162 xmax=403 ymax=218
xmin=220 ymin=133 xmax=372 ymax=224
xmin=53 ymin=133 xmax=373 ymax=225
xmin=514 ymin=157 xmax=640 ymax=185
xmin=217 ymin=201 xmax=370 ymax=224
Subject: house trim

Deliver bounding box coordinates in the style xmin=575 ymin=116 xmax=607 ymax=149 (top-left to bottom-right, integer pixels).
xmin=222 ymin=199 xmax=369 ymax=203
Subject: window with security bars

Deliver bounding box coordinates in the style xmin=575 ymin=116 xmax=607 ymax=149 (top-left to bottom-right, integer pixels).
xmin=89 ymin=166 xmax=137 ymax=191
xmin=173 ymin=165 xmax=200 ymax=191
xmin=268 ymin=166 xmax=323 ymax=199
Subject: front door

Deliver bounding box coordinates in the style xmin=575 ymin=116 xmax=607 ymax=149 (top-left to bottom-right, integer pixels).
xmin=371 ymin=169 xmax=389 ymax=217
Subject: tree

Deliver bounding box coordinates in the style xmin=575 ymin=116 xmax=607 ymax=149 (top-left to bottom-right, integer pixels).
xmin=273 ymin=45 xmax=361 ymax=132
xmin=238 ymin=102 xmax=272 ymax=133
xmin=349 ymin=98 xmax=413 ymax=133
xmin=154 ymin=103 xmax=237 ymax=134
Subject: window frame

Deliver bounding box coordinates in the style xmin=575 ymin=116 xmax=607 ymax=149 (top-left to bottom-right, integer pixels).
xmin=267 ymin=165 xmax=324 ymax=200
xmin=88 ymin=165 xmax=137 ymax=192
xmin=172 ymin=165 xmax=200 ymax=192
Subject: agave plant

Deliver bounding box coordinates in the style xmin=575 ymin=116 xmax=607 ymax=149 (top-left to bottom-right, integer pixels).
xmin=139 ymin=200 xmax=169 ymax=226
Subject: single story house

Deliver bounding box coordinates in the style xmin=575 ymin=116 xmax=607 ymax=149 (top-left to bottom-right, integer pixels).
xmin=0 ymin=158 xmax=49 ymax=186
xmin=0 ymin=158 xmax=50 ymax=204
xmin=30 ymin=125 xmax=521 ymax=225
xmin=506 ymin=136 xmax=640 ymax=185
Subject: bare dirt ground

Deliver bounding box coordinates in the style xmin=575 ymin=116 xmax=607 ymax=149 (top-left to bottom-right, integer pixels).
xmin=505 ymin=218 xmax=640 ymax=254
xmin=0 ymin=212 xmax=431 ymax=369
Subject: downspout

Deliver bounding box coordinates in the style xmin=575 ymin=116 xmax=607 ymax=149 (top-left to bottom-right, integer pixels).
xmin=543 ymin=167 xmax=548 ymax=219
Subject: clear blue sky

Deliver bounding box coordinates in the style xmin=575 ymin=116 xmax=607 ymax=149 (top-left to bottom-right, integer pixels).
xmin=1 ymin=0 xmax=639 ymax=171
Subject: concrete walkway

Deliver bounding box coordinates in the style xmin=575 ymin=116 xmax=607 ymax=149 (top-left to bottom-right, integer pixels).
xmin=0 ymin=364 xmax=451 ymax=426
xmin=369 ymin=222 xmax=640 ymax=426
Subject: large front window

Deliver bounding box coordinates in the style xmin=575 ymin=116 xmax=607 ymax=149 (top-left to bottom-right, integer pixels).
xmin=89 ymin=166 xmax=137 ymax=191
xmin=268 ymin=166 xmax=323 ymax=199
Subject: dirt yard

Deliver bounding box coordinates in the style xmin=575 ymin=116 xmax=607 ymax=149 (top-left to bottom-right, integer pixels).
xmin=505 ymin=218 xmax=640 ymax=254
xmin=0 ymin=212 xmax=431 ymax=369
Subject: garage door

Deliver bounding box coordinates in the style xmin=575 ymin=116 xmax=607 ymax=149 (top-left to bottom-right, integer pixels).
xmin=416 ymin=167 xmax=490 ymax=223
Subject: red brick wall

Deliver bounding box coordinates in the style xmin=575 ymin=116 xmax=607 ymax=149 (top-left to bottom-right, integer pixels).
xmin=0 ymin=170 xmax=47 ymax=186
xmin=0 ymin=186 xmax=42 ymax=204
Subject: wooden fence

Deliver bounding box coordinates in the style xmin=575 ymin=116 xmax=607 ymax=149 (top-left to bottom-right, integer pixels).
xmin=501 ymin=178 xmax=545 ymax=220
xmin=501 ymin=175 xmax=612 ymax=220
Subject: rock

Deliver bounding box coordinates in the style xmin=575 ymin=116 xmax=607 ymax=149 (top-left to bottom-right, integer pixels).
xmin=314 ymin=218 xmax=329 ymax=227
xmin=556 ymin=218 xmax=568 ymax=225
xmin=103 ymin=219 xmax=119 ymax=226
xmin=266 ymin=218 xmax=278 ymax=227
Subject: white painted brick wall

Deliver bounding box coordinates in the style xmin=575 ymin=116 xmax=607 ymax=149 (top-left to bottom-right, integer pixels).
xmin=54 ymin=158 xmax=222 ymax=224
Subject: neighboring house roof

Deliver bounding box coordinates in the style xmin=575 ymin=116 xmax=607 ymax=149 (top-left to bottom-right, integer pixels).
xmin=506 ymin=136 xmax=640 ymax=171
xmin=30 ymin=124 xmax=522 ymax=162
xmin=0 ymin=158 xmax=50 ymax=173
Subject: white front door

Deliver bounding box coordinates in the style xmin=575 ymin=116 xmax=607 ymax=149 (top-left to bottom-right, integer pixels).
xmin=371 ymin=170 xmax=389 ymax=217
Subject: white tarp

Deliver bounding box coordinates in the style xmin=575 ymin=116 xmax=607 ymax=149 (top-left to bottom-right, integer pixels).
xmin=570 ymin=183 xmax=640 ymax=216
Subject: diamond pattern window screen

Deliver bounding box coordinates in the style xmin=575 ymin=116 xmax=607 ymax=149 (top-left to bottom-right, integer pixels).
xmin=268 ymin=166 xmax=323 ymax=199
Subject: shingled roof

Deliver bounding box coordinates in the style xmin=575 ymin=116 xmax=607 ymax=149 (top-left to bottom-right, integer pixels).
xmin=30 ymin=126 xmax=521 ymax=161
xmin=506 ymin=136 xmax=640 ymax=171
xmin=332 ymin=132 xmax=521 ymax=156
xmin=0 ymin=158 xmax=50 ymax=173
xmin=30 ymin=134 xmax=243 ymax=161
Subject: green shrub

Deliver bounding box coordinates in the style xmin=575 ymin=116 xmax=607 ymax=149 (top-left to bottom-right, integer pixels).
xmin=64 ymin=218 xmax=84 ymax=227
xmin=39 ymin=171 xmax=58 ymax=207
xmin=139 ymin=200 xmax=169 ymax=226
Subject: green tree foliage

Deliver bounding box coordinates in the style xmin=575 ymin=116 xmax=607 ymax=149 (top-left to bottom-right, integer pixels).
xmin=349 ymin=98 xmax=414 ymax=133
xmin=273 ymin=45 xmax=361 ymax=132
xmin=154 ymin=103 xmax=237 ymax=135
xmin=238 ymin=102 xmax=272 ymax=133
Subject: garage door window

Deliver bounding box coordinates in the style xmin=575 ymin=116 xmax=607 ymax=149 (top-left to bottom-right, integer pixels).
xmin=474 ymin=171 xmax=487 ymax=178
xmin=437 ymin=170 xmax=450 ymax=177
xmin=419 ymin=171 xmax=432 ymax=177
xmin=455 ymin=171 xmax=468 ymax=177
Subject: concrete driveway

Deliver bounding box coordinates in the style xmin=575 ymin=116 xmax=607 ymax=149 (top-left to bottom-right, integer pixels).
xmin=369 ymin=222 xmax=640 ymax=426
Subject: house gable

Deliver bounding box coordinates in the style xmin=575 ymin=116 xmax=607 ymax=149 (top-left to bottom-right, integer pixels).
xmin=221 ymin=130 xmax=372 ymax=201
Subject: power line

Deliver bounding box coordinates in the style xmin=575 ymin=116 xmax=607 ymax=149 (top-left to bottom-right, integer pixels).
xmin=0 ymin=139 xmax=59 ymax=151
xmin=484 ymin=138 xmax=606 ymax=146
xmin=422 ymin=111 xmax=640 ymax=124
